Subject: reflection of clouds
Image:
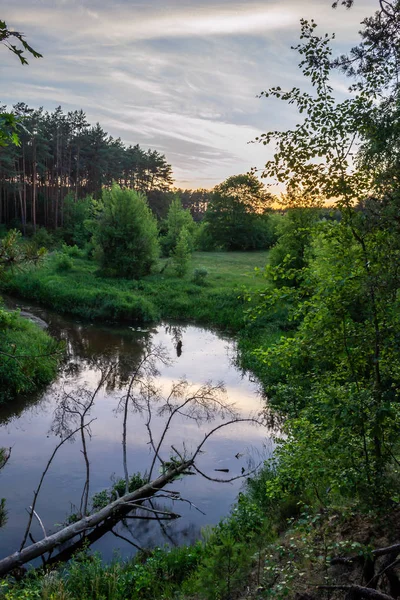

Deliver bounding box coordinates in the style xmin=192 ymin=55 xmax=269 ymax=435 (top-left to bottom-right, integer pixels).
xmin=2 ymin=0 xmax=375 ymax=187
xmin=0 ymin=308 xmax=270 ymax=561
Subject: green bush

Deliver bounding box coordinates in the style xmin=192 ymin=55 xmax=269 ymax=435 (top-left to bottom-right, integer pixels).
xmin=93 ymin=186 xmax=159 ymax=279
xmin=192 ymin=267 xmax=208 ymax=285
xmin=61 ymin=243 xmax=85 ymax=258
xmin=31 ymin=227 xmax=55 ymax=250
xmin=54 ymin=252 xmax=74 ymax=272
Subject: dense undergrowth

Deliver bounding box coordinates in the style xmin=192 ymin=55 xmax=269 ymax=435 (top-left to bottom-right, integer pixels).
xmin=0 ymin=305 xmax=61 ymax=403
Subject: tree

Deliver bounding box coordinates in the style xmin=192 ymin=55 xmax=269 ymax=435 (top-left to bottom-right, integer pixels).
xmin=161 ymin=196 xmax=196 ymax=256
xmin=205 ymin=173 xmax=273 ymax=250
xmin=0 ymin=104 xmax=174 ymax=230
xmin=172 ymin=226 xmax=192 ymax=277
xmin=251 ymin=13 xmax=400 ymax=505
xmin=93 ymin=185 xmax=159 ymax=278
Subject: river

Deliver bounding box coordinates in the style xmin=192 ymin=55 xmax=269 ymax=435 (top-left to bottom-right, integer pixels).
xmin=0 ymin=298 xmax=271 ymax=563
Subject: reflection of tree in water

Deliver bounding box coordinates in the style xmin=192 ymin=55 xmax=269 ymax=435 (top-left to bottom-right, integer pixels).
xmin=113 ymin=513 xmax=200 ymax=553
xmin=0 ymin=337 xmax=265 ymax=577
xmin=56 ymin=321 xmax=156 ymax=391
xmin=164 ymin=324 xmax=184 ymax=358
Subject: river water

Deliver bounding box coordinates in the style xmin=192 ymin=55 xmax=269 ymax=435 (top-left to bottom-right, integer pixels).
xmin=0 ymin=298 xmax=271 ymax=563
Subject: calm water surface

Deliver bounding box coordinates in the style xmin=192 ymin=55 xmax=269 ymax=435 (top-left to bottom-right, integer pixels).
xmin=0 ymin=298 xmax=271 ymax=562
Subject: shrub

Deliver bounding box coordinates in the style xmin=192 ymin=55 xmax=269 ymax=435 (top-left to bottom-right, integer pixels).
xmin=54 ymin=252 xmax=74 ymax=272
xmin=61 ymin=243 xmax=84 ymax=258
xmin=93 ymin=186 xmax=159 ymax=279
xmin=192 ymin=267 xmax=208 ymax=286
xmin=31 ymin=227 xmax=55 ymax=250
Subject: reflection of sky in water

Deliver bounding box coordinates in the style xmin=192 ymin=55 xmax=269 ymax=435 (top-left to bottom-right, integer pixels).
xmin=0 ymin=299 xmax=273 ymax=562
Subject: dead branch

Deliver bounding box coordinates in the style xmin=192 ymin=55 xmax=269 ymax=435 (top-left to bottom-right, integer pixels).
xmin=159 ymin=494 xmax=206 ymax=515
xmin=372 ymin=544 xmax=400 ymax=558
xmin=110 ymin=528 xmax=143 ymax=551
xmin=0 ymin=459 xmax=193 ymax=577
xmin=318 ymin=585 xmax=395 ymax=600
xmin=191 ymin=461 xmax=261 ymax=484
xmin=19 ymin=419 xmax=96 ymax=552
xmin=366 ymin=558 xmax=400 ymax=591
xmin=0 ymin=447 xmax=11 ymax=470
xmin=331 ymin=543 xmax=400 ymax=566
xmin=147 ymin=380 xmax=232 ymax=480
xmin=29 ymin=508 xmax=47 ymax=540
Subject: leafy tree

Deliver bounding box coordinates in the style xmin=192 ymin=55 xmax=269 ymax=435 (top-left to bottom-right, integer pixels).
xmin=0 ymin=20 xmax=42 ymax=65
xmin=161 ymin=197 xmax=196 ymax=257
xmin=205 ymin=173 xmax=274 ymax=250
xmin=172 ymin=226 xmax=192 ymax=277
xmin=63 ymin=193 xmax=93 ymax=248
xmin=251 ymin=12 xmax=400 ymax=505
xmin=93 ymin=185 xmax=159 ymax=279
xmin=0 ymin=21 xmax=41 ymax=149
xmin=268 ymin=208 xmax=319 ymax=287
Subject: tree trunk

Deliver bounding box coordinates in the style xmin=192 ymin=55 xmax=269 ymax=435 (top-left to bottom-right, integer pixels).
xmin=0 ymin=459 xmax=193 ymax=577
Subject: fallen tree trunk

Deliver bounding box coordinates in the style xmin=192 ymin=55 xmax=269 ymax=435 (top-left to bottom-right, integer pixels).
xmin=0 ymin=459 xmax=193 ymax=578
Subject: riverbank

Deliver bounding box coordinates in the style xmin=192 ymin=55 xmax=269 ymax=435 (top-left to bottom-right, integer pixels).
xmin=0 ymin=251 xmax=270 ymax=331
xmin=0 ymin=305 xmax=61 ymax=403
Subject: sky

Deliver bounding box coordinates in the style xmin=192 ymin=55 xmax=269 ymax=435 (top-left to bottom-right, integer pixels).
xmin=1 ymin=0 xmax=377 ymax=189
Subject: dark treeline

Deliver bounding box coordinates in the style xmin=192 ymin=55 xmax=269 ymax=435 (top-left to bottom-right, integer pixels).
xmin=0 ymin=103 xmax=174 ymax=231
xmin=178 ymin=188 xmax=211 ymax=222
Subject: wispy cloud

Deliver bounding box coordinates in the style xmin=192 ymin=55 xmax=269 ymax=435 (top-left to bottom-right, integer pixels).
xmin=1 ymin=0 xmax=377 ymax=187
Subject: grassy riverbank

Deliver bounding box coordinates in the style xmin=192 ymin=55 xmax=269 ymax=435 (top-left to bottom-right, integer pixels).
xmin=0 ymin=306 xmax=61 ymax=403
xmin=0 ymin=251 xmax=270 ymax=331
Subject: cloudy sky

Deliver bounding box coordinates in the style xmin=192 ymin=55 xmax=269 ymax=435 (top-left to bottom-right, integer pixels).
xmin=1 ymin=0 xmax=376 ymax=188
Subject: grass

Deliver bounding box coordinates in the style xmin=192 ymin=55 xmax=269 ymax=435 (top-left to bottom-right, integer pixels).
xmin=0 ymin=306 xmax=61 ymax=403
xmin=1 ymin=251 xmax=270 ymax=331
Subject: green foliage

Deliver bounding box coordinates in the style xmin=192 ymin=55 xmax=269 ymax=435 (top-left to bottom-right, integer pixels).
xmin=161 ymin=196 xmax=196 ymax=256
xmin=0 ymin=545 xmax=203 ymax=600
xmin=30 ymin=227 xmax=55 ymax=250
xmin=0 ymin=20 xmax=42 ymax=65
xmin=61 ymin=243 xmax=85 ymax=258
xmin=54 ymin=252 xmax=74 ymax=272
xmin=172 ymin=226 xmax=192 ymax=277
xmin=62 ymin=193 xmax=94 ymax=248
xmin=205 ymin=173 xmax=274 ymax=251
xmin=0 ymin=252 xmax=269 ymax=331
xmin=257 ymin=19 xmax=373 ymax=206
xmin=0 ymin=304 xmax=60 ymax=403
xmin=93 ymin=186 xmax=159 ymax=279
xmin=0 ymin=229 xmax=46 ymax=276
xmin=268 ymin=208 xmax=319 ymax=287
xmin=192 ymin=267 xmax=208 ymax=286
xmin=195 ymin=221 xmax=216 ymax=251
xmin=0 ymin=112 xmax=19 ymax=147
xmin=91 ymin=473 xmax=145 ymax=511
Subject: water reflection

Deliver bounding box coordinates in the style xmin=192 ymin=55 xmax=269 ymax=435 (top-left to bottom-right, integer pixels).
xmin=0 ymin=297 xmax=272 ymax=564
